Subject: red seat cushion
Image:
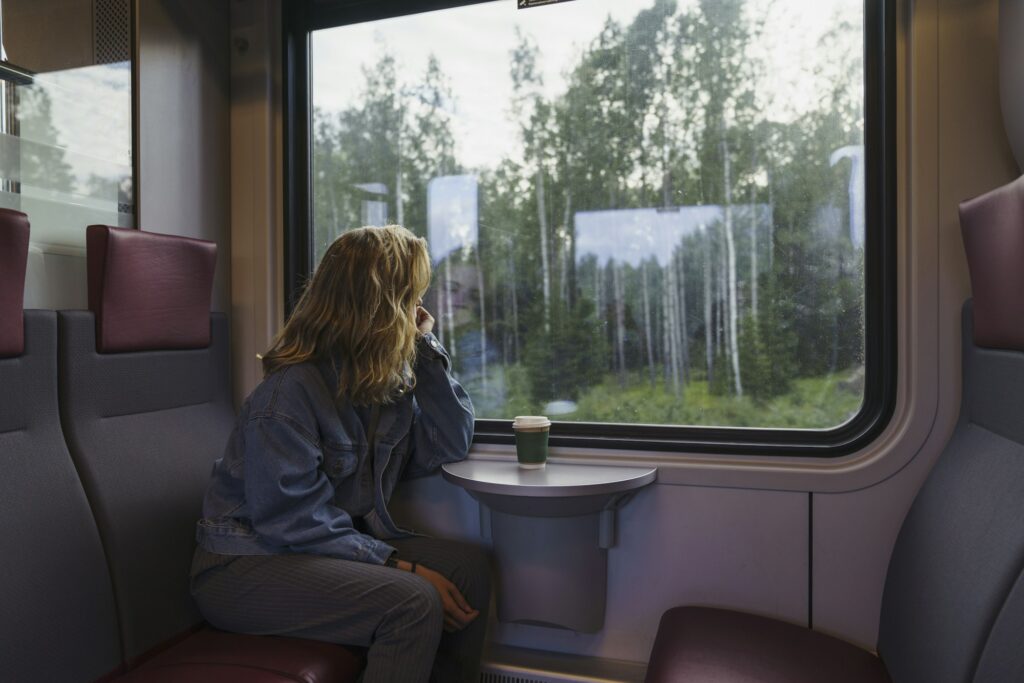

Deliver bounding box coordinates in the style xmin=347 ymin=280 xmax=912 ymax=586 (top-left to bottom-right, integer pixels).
xmin=959 ymin=175 xmax=1024 ymax=351
xmin=86 ymin=225 xmax=217 ymax=353
xmin=0 ymin=208 xmax=29 ymax=357
xmin=645 ymin=607 xmax=891 ymax=683
xmin=114 ymin=628 xmax=364 ymax=683
xmin=114 ymin=664 xmax=324 ymax=683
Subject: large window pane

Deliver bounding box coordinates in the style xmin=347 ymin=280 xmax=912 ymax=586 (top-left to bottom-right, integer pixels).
xmin=311 ymin=0 xmax=865 ymax=430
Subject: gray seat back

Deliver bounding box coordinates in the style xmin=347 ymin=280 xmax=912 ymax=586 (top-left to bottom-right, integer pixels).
xmin=1 ymin=311 xmax=124 ymax=682
xmin=0 ymin=204 xmax=122 ymax=682
xmin=879 ymin=303 xmax=1024 ymax=683
xmin=58 ymin=310 xmax=234 ymax=662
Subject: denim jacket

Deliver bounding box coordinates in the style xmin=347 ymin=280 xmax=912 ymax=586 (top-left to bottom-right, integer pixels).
xmin=195 ymin=332 xmax=474 ymax=564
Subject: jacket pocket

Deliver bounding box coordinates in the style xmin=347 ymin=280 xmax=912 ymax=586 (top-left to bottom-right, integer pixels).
xmin=322 ymin=443 xmax=359 ymax=486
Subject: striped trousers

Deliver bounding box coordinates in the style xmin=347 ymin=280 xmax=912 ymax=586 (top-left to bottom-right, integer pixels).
xmin=190 ymin=536 xmax=492 ymax=683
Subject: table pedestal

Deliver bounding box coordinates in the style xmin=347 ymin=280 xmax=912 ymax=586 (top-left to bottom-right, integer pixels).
xmin=443 ymin=461 xmax=656 ymax=632
xmin=490 ymin=510 xmax=607 ymax=632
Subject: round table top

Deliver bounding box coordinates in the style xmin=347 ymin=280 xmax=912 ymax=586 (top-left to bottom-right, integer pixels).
xmin=441 ymin=460 xmax=657 ymax=498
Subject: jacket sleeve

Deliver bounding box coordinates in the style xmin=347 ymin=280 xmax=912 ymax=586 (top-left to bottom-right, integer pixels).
xmin=403 ymin=332 xmax=476 ymax=480
xmin=243 ymin=414 xmax=395 ymax=563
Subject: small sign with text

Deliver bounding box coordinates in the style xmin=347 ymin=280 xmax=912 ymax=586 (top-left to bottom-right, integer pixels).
xmin=518 ymin=0 xmax=577 ymax=9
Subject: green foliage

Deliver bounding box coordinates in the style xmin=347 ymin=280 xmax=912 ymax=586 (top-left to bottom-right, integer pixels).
xmin=738 ymin=314 xmax=794 ymax=402
xmin=739 ymin=274 xmax=798 ymax=401
xmin=312 ymin=52 xmax=459 ymax=260
xmin=501 ymin=363 xmax=536 ymax=418
xmin=311 ymin=0 xmax=868 ymax=428
xmin=522 ymin=299 xmax=608 ymax=404
xmin=738 ymin=315 xmax=771 ymax=401
xmin=524 ymin=367 xmax=864 ymax=429
xmin=709 ymin=350 xmax=731 ymax=396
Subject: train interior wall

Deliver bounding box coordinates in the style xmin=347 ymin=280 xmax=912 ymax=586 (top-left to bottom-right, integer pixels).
xmin=18 ymin=0 xmax=1021 ymax=668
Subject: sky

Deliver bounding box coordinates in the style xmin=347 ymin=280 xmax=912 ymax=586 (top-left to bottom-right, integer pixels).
xmin=312 ymin=0 xmax=861 ymax=171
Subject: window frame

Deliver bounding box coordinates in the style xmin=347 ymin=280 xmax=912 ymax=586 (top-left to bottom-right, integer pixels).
xmin=282 ymin=0 xmax=897 ymax=457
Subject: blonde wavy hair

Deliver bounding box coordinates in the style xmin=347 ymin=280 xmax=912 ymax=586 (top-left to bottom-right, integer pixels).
xmin=261 ymin=225 xmax=431 ymax=405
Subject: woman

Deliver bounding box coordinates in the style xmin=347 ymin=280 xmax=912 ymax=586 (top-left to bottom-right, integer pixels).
xmin=191 ymin=226 xmax=489 ymax=683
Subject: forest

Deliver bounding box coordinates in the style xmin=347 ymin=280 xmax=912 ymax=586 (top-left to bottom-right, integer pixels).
xmin=311 ymin=0 xmax=866 ymax=429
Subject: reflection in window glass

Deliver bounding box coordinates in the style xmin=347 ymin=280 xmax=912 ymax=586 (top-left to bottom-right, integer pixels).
xmin=311 ymin=0 xmax=865 ymax=429
xmin=2 ymin=0 xmax=133 ymax=249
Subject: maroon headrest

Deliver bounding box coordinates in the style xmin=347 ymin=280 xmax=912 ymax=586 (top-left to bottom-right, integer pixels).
xmin=0 ymin=209 xmax=29 ymax=358
xmin=959 ymin=175 xmax=1024 ymax=351
xmin=87 ymin=225 xmax=217 ymax=353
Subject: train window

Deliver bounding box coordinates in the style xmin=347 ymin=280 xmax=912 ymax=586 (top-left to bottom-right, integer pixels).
xmin=0 ymin=0 xmax=135 ymax=247
xmin=285 ymin=0 xmax=895 ymax=455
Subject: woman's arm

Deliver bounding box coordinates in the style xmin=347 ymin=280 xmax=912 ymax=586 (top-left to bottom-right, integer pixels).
xmin=403 ymin=331 xmax=475 ymax=479
xmin=243 ymin=414 xmax=396 ymax=563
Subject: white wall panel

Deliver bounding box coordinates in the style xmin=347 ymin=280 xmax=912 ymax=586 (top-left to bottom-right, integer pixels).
xmin=137 ymin=0 xmax=230 ymax=312
xmin=23 ymin=248 xmax=87 ymax=310
xmin=229 ymin=0 xmax=284 ymax=406
xmin=393 ymin=478 xmax=808 ymax=664
xmin=812 ymin=0 xmax=1019 ymax=649
xmin=1001 ymin=0 xmax=1024 ymax=170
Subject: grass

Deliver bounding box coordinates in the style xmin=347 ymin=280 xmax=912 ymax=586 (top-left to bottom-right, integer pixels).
xmin=473 ymin=366 xmax=864 ymax=430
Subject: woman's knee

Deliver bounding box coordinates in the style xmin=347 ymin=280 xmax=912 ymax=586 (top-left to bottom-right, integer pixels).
xmin=383 ymin=575 xmax=444 ymax=638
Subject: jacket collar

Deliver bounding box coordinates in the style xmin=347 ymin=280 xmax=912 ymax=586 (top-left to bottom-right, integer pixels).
xmin=314 ymin=354 xmax=411 ymax=447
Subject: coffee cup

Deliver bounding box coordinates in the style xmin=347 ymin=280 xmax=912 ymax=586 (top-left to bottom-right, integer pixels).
xmin=512 ymin=415 xmax=551 ymax=469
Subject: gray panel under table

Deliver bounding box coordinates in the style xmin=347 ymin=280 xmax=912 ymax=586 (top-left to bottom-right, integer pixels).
xmin=0 ymin=311 xmax=122 ymax=681
xmin=490 ymin=509 xmax=610 ymax=631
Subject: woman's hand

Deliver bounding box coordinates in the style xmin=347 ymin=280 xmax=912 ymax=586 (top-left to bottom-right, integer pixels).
xmin=402 ymin=561 xmax=479 ymax=632
xmin=416 ymin=304 xmax=435 ymax=336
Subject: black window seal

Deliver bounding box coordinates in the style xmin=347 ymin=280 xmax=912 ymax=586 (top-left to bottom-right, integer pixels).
xmin=282 ymin=0 xmax=897 ymax=458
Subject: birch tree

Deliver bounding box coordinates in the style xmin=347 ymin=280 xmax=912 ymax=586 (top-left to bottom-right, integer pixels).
xmin=613 ymin=261 xmax=627 ymax=386
xmin=704 ymin=231 xmax=714 ymax=385
xmin=675 ymin=245 xmax=691 ymax=382
xmin=722 ymin=135 xmax=742 ymax=396
xmin=511 ymin=31 xmax=552 ymax=334
xmin=642 ymin=259 xmax=656 ymax=387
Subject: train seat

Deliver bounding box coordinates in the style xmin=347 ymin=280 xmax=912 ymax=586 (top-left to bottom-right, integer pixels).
xmin=645 ymin=606 xmax=889 ymax=683
xmin=645 ymin=175 xmax=1024 ymax=683
xmin=56 ymin=225 xmax=361 ymax=682
xmin=0 ymin=211 xmax=125 ymax=681
xmin=112 ymin=628 xmax=363 ymax=683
